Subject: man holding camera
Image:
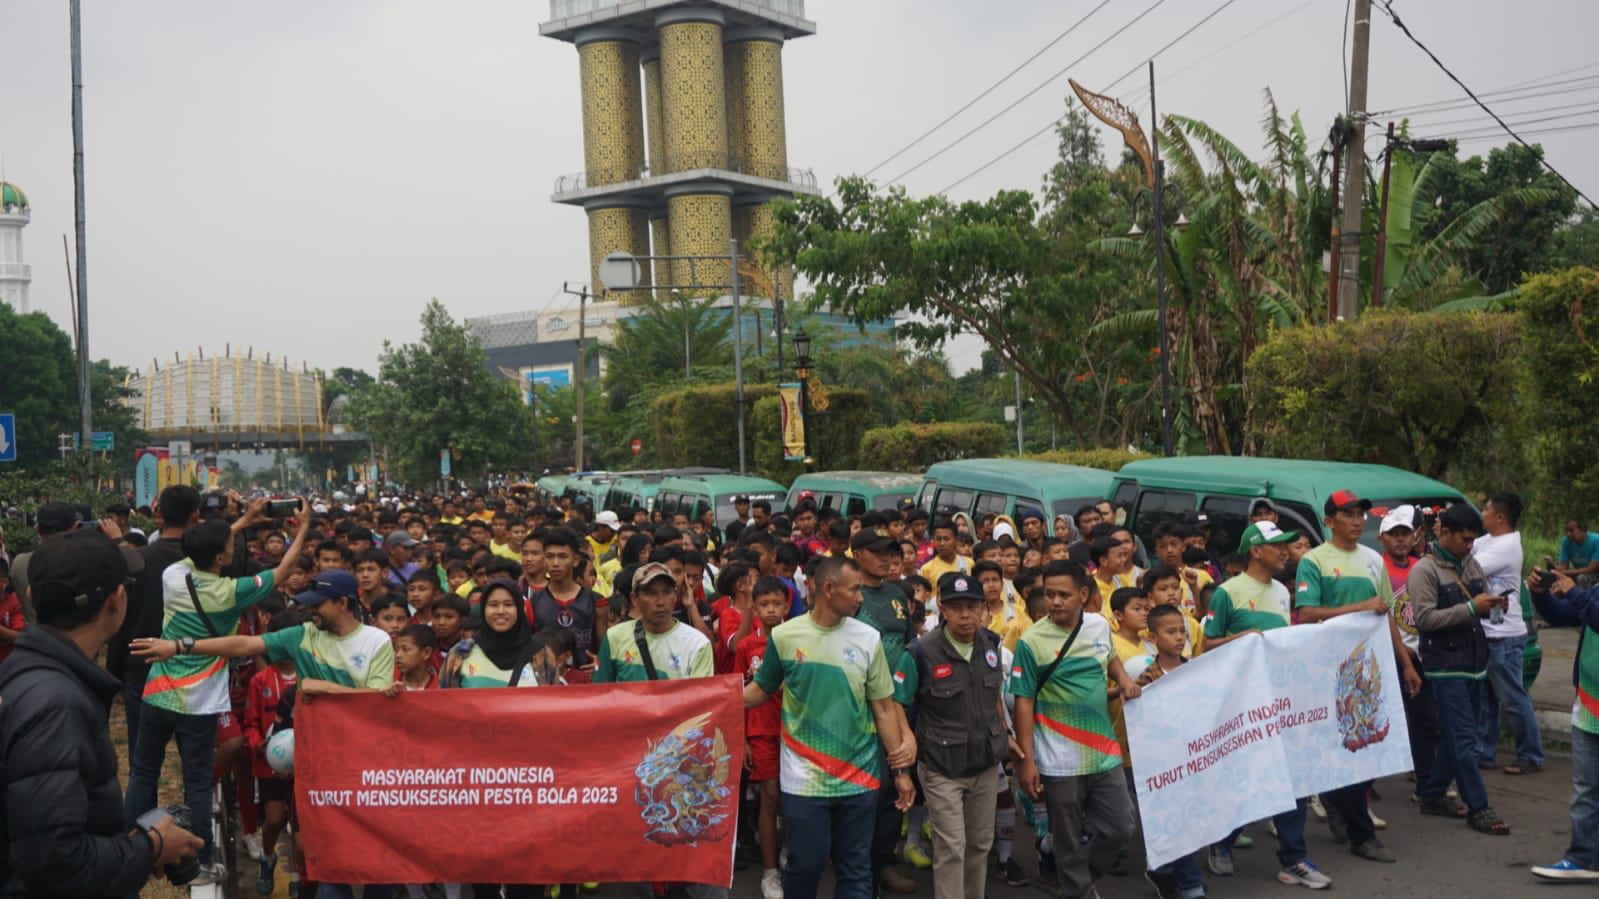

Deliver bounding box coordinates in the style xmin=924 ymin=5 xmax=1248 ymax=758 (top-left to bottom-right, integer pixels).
xmin=0 ymin=527 xmax=203 ymax=897
xmin=123 ymin=497 xmax=311 ymax=885
xmin=1529 ymin=566 xmax=1599 ymax=881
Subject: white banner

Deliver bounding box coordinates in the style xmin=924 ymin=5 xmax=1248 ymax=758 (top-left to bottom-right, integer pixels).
xmin=1126 ymin=613 xmax=1413 ymax=868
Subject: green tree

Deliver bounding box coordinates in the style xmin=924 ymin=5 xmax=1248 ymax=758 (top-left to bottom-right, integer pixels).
xmin=348 ymin=299 xmax=535 ymax=484
xmin=0 ymin=304 xmax=79 ymax=468
xmin=594 ymin=294 xmax=734 ymax=412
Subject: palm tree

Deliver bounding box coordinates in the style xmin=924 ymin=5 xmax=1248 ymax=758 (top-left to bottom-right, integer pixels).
xmin=592 ymin=293 xmax=734 ymax=410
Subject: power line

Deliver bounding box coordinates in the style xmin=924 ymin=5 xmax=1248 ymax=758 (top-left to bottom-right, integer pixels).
xmin=863 ymin=0 xmax=1115 ymax=179
xmin=1372 ymin=73 xmax=1599 ymax=116
xmin=1414 ymin=100 xmax=1599 ymax=131
xmin=1449 ymin=120 xmax=1599 ymax=143
xmin=1431 ymin=108 xmax=1599 ymax=141
xmin=936 ymin=0 xmax=1243 ymax=194
xmin=1375 ymin=0 xmax=1594 ymax=206
xmin=1123 ymin=0 xmax=1316 ymax=105
xmin=886 ymin=0 xmax=1173 ymax=187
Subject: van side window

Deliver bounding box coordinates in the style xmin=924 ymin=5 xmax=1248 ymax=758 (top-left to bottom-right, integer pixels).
xmin=845 ymin=497 xmax=867 ymax=517
xmin=934 ymin=487 xmax=974 ymax=519
xmin=1131 ymin=490 xmax=1197 ymax=549
xmin=1276 ymin=502 xmax=1322 ymax=545
xmin=975 ymin=493 xmax=1009 ymax=517
xmin=917 ymin=481 xmax=938 ymax=513
xmin=1112 ymin=481 xmax=1139 ymax=511
xmin=1014 ymin=501 xmax=1044 ymax=523
xmin=1200 ymin=497 xmax=1250 ymax=558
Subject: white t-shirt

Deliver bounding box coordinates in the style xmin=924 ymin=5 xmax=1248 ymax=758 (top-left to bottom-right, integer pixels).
xmin=1472 ymin=531 xmax=1526 ymax=639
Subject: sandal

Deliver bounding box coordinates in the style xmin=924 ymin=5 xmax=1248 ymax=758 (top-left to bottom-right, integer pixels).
xmin=1418 ymin=795 xmax=1466 ymax=818
xmin=1504 ymin=759 xmax=1543 ymax=775
xmin=1467 ymin=808 xmax=1511 ymax=835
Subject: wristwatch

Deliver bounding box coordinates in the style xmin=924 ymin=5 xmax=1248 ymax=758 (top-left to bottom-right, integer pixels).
xmin=892 ymin=767 xmax=912 ymax=778
xmin=177 ymin=637 xmax=196 ymax=655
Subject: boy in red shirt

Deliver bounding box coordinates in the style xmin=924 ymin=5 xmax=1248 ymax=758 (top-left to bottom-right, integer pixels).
xmin=394 ymin=623 xmax=439 ymax=691
xmin=712 ymin=562 xmax=756 ymax=674
xmin=734 ymin=576 xmax=790 ymax=897
xmin=244 ymin=611 xmax=299 ymax=897
xmin=0 ymin=557 xmax=24 ymax=664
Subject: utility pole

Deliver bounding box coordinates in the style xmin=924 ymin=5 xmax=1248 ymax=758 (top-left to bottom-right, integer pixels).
xmin=562 ymin=282 xmax=598 ymax=472
xmin=1150 ymin=60 xmax=1174 ymax=458
xmin=69 ymin=0 xmax=93 ymax=475
xmin=1013 ymin=368 xmax=1025 ymax=454
xmin=1335 ymin=0 xmax=1372 ymax=322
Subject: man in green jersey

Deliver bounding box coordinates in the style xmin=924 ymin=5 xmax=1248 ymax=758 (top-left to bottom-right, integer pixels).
xmin=1202 ymin=522 xmax=1333 ymax=890
xmin=1294 ymin=489 xmax=1421 ymax=865
xmin=744 ymin=556 xmax=915 ymax=899
xmin=124 ymin=497 xmax=312 ymax=884
xmin=1012 ymin=560 xmax=1141 ymax=899
xmin=594 ymin=562 xmax=713 ymax=683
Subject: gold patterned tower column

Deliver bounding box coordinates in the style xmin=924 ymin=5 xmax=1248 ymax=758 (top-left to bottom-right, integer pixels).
xmin=648 ymin=208 xmax=672 ymax=294
xmin=586 ymin=199 xmax=651 ymax=301
xmin=657 ymin=8 xmax=729 ymax=173
xmin=666 ymin=185 xmax=732 ymax=294
xmin=724 ymin=27 xmax=788 ymax=180
xmin=576 ymin=29 xmax=644 ymax=186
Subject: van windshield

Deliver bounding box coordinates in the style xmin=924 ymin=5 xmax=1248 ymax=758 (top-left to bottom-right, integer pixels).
xmin=1360 ymin=496 xmax=1465 ymax=549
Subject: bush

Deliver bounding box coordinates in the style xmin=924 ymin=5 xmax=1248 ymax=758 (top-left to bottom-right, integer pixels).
xmin=858 ymin=422 xmax=1008 ymax=472
xmin=650 ymin=383 xmax=778 ymax=470
xmin=752 ymin=388 xmax=872 ymax=483
xmin=1519 ymin=267 xmax=1599 ymax=526
xmin=1022 ymin=448 xmax=1152 ymax=471
xmin=1246 ymin=311 xmax=1523 ymax=488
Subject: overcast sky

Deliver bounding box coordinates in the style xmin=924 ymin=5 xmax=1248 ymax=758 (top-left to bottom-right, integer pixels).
xmin=3 ymin=0 xmax=1595 ymax=377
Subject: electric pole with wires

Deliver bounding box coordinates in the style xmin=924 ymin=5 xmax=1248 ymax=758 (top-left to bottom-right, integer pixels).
xmin=1334 ymin=0 xmax=1372 ymax=322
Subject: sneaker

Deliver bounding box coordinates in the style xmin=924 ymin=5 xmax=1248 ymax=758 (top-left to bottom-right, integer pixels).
xmin=1233 ymin=833 xmax=1255 ymax=849
xmin=1309 ymin=794 xmax=1326 ymax=820
xmin=1002 ymin=856 xmax=1028 ymax=886
xmin=192 ymin=862 xmax=226 ymax=886
xmin=760 ymin=868 xmax=785 ymax=899
xmin=1532 ymin=859 xmax=1599 ymax=882
xmin=244 ymin=832 xmax=265 ymax=862
xmin=880 ymin=865 xmax=918 ymax=894
xmin=256 ymin=859 xmax=275 ymax=896
xmin=1350 ymin=839 xmax=1396 ymax=863
xmin=1207 ymin=844 xmax=1235 ymax=876
xmin=582 ymin=883 xmax=599 ymax=892
xmin=1278 ymin=860 xmax=1333 ymax=889
xmin=1036 ymin=837 xmax=1057 ymax=880
xmin=903 ymin=844 xmax=932 ymax=869
xmin=1369 ymin=809 xmax=1387 ymax=830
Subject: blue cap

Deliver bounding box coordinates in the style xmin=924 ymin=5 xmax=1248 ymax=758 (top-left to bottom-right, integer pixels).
xmin=291 ymin=570 xmax=359 ymax=606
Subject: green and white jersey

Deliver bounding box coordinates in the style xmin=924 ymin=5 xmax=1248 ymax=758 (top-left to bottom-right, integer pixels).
xmin=261 ymin=622 xmax=395 ymax=690
xmin=1295 ymin=542 xmax=1392 ymax=610
xmin=755 ymin=614 xmax=894 ymax=798
xmin=446 ymin=641 xmax=541 ymax=689
xmin=1008 ymin=614 xmax=1121 ymax=777
xmin=593 ymin=620 xmax=713 ymax=683
xmin=144 ymin=560 xmax=276 ymax=714
xmin=1204 ymin=573 xmax=1293 ymax=637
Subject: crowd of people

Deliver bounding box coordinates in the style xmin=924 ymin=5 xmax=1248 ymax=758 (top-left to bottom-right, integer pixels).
xmin=4 ymin=483 xmax=1599 ymax=898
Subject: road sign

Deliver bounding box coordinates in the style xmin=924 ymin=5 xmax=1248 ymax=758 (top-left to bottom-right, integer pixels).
xmin=91 ymin=431 xmax=114 ymax=452
xmin=630 ymin=438 xmax=643 ymax=456
xmin=0 ymin=413 xmax=14 ymax=463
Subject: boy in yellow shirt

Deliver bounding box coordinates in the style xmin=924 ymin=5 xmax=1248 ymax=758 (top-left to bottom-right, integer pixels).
xmin=1140 ymin=564 xmax=1206 ymax=660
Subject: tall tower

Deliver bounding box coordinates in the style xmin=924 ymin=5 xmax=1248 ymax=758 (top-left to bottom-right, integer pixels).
xmin=0 ymin=182 xmax=32 ymax=313
xmin=542 ymin=1 xmax=817 ymax=301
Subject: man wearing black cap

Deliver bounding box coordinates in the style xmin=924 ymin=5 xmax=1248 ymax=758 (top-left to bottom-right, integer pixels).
xmin=0 ymin=528 xmax=203 ymax=897
xmin=382 ymin=530 xmax=422 ymax=590
xmin=894 ymin=572 xmax=1017 ymax=899
xmin=11 ymin=502 xmax=85 ymax=625
xmin=1294 ymin=489 xmax=1422 ymax=864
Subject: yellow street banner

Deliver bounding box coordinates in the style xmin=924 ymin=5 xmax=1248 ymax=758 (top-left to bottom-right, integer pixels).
xmin=778 ymin=383 xmax=805 ymax=461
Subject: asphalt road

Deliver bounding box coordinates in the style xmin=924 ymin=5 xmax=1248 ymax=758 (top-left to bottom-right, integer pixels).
xmin=724 ymin=760 xmax=1582 ymax=899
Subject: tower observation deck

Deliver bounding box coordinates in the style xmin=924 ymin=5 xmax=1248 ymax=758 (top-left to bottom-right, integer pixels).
xmin=541 ymin=1 xmax=818 ymax=300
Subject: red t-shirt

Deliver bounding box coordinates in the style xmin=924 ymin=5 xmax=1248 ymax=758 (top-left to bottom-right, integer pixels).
xmin=711 ymin=596 xmax=743 ymax=675
xmin=243 ymin=667 xmax=296 ymax=781
xmin=734 ymin=630 xmax=780 ymax=737
xmin=0 ymin=591 xmax=23 ymax=664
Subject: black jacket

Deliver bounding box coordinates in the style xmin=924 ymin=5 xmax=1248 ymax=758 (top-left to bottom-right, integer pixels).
xmin=0 ymin=628 xmax=156 ymax=898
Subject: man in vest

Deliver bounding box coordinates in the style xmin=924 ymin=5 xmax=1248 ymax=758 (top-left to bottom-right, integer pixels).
xmin=894 ymin=572 xmax=1018 ymax=899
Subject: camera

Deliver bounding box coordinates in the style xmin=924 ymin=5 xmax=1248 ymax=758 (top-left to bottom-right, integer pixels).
xmin=267 ymin=498 xmax=300 ymax=518
xmin=134 ymin=804 xmax=199 ymax=885
xmin=1532 ymin=568 xmax=1556 ymax=592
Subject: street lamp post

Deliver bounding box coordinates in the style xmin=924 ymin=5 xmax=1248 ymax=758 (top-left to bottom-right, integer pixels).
xmin=792 ymin=328 xmax=813 ymax=468
xmin=599 ymin=240 xmax=751 ymax=475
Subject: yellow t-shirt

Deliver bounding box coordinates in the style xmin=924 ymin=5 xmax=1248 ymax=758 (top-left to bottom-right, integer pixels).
xmin=1094 ymin=568 xmax=1141 ymax=616
xmin=919 ymin=555 xmax=972 ymax=596
xmin=1180 ymin=568 xmax=1214 ymax=617
xmin=489 ymin=541 xmax=521 ymax=562
xmin=1109 ymin=631 xmax=1150 ymax=768
xmin=991 ymin=601 xmax=1033 ymax=652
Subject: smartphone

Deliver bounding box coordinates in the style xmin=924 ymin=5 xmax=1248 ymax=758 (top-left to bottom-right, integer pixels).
xmin=267 ymin=499 xmax=299 ymax=518
xmin=1532 ymin=569 xmax=1555 ymax=591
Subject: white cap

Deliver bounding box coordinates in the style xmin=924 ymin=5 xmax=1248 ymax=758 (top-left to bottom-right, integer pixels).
xmin=992 ymin=521 xmax=1016 ymax=542
xmin=595 ymin=510 xmax=621 ymax=530
xmin=1379 ymin=504 xmax=1418 ymax=535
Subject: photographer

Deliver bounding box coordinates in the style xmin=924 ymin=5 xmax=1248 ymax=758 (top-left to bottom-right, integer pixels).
xmin=0 ymin=528 xmax=202 ymax=897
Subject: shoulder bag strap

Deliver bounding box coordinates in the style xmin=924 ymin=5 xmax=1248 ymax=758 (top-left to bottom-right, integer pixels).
xmin=634 ymin=619 xmax=661 ymax=681
xmin=1034 ymin=615 xmax=1085 ymax=687
xmin=185 ymin=574 xmax=223 ymax=638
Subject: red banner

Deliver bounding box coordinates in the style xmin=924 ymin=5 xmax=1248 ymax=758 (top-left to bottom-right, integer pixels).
xmin=295 ymin=675 xmax=746 ymax=886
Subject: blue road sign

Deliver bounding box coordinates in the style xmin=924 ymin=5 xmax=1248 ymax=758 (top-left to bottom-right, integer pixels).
xmin=0 ymin=413 xmax=15 ymax=463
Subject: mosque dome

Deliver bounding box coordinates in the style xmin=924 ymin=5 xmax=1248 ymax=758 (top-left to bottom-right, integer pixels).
xmin=0 ymin=182 xmax=27 ymax=212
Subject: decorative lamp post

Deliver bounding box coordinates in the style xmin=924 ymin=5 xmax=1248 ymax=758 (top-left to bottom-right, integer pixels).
xmin=792 ymin=329 xmax=814 ymax=467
